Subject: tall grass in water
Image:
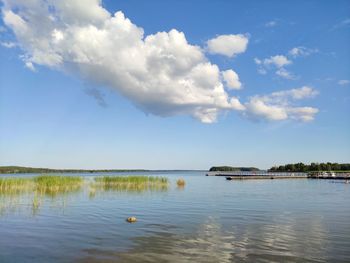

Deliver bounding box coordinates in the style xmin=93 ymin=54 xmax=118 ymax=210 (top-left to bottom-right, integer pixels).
xmin=0 ymin=178 xmax=33 ymax=195
xmin=94 ymin=176 xmax=169 ymax=192
xmin=0 ymin=175 xmax=83 ymax=196
xmin=34 ymin=175 xmax=83 ymax=195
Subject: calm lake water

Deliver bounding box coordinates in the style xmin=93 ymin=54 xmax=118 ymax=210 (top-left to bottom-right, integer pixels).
xmin=1 ymin=171 xmax=350 ymax=263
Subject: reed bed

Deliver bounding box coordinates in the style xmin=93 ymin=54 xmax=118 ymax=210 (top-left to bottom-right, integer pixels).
xmin=0 ymin=175 xmax=83 ymax=196
xmin=34 ymin=175 xmax=83 ymax=195
xmin=94 ymin=176 xmax=169 ymax=192
xmin=0 ymin=175 xmax=169 ymax=195
xmin=0 ymin=177 xmax=33 ymax=195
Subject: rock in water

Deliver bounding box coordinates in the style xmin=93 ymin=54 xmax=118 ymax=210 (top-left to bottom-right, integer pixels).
xmin=126 ymin=217 xmax=137 ymax=223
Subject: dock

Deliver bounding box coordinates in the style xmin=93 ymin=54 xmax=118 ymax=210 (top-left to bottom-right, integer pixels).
xmin=226 ymin=175 xmax=307 ymax=180
xmin=206 ymin=171 xmax=350 ymax=180
xmin=207 ymin=171 xmax=307 ymax=177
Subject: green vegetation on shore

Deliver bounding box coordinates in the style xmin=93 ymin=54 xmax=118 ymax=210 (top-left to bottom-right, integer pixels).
xmin=269 ymin=162 xmax=350 ymax=172
xmin=0 ymin=166 xmax=149 ymax=174
xmin=209 ymin=166 xmax=260 ymax=172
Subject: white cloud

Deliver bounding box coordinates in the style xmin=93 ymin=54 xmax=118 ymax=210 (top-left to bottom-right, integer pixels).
xmin=275 ymin=68 xmax=295 ymax=80
xmin=271 ymin=86 xmax=319 ymax=100
xmin=264 ymin=55 xmax=292 ymax=68
xmin=206 ymin=34 xmax=249 ymax=57
xmin=255 ymin=55 xmax=293 ymax=79
xmin=254 ymin=58 xmax=262 ymax=65
xmin=338 ymin=79 xmax=350 ymax=86
xmin=222 ymin=69 xmax=241 ymax=90
xmin=287 ymin=107 xmax=319 ymax=122
xmin=245 ymin=97 xmax=288 ymax=121
xmin=255 ymin=46 xmax=317 ymax=79
xmin=25 ymin=61 xmax=36 ymax=71
xmin=265 ymin=21 xmax=277 ymax=27
xmin=1 ymin=0 xmax=246 ymax=123
xmin=244 ymin=86 xmax=319 ymax=122
xmin=288 ymin=46 xmax=318 ymax=58
xmin=1 ymin=0 xmax=318 ymax=124
xmin=254 ymin=55 xmax=292 ymax=70
xmin=257 ymin=68 xmax=267 ymax=75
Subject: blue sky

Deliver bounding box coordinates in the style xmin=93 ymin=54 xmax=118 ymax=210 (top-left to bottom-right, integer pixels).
xmin=0 ymin=0 xmax=349 ymax=169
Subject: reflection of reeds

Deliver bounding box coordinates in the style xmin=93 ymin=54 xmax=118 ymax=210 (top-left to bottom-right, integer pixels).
xmin=0 ymin=175 xmax=170 ymax=216
xmin=94 ymin=176 xmax=169 ymax=192
xmin=32 ymin=192 xmax=41 ymax=215
xmin=0 ymin=175 xmax=83 ymax=215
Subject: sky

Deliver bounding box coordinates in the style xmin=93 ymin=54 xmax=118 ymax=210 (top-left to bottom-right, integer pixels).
xmin=0 ymin=0 xmax=349 ymax=170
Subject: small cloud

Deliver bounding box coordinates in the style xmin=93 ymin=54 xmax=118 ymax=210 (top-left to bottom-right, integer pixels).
xmin=244 ymin=86 xmax=319 ymax=122
xmin=332 ymin=18 xmax=350 ymax=30
xmin=254 ymin=55 xmax=293 ymax=79
xmin=206 ymin=34 xmax=249 ymax=57
xmin=265 ymin=21 xmax=277 ymax=27
xmin=275 ymin=68 xmax=296 ymax=80
xmin=288 ymin=46 xmax=318 ymax=58
xmin=25 ymin=61 xmax=36 ymax=71
xmin=257 ymin=68 xmax=267 ymax=75
xmin=338 ymin=79 xmax=350 ymax=86
xmin=264 ymin=55 xmax=292 ymax=68
xmin=255 ymin=46 xmax=317 ymax=79
xmin=271 ymin=86 xmax=319 ymax=100
xmin=254 ymin=58 xmax=262 ymax=65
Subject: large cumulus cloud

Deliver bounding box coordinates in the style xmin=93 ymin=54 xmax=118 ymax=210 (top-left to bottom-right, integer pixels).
xmin=1 ymin=0 xmax=318 ymax=123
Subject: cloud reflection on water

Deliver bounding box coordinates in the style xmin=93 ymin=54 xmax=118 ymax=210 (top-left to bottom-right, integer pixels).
xmin=79 ymin=215 xmax=332 ymax=263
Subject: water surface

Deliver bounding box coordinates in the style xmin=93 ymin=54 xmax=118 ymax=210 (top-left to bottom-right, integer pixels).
xmin=0 ymin=171 xmax=349 ymax=262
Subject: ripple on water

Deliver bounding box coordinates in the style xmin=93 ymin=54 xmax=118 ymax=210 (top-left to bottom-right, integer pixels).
xmin=0 ymin=173 xmax=350 ymax=263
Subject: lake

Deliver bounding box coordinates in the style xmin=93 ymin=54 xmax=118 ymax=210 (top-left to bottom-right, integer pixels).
xmin=1 ymin=171 xmax=349 ymax=263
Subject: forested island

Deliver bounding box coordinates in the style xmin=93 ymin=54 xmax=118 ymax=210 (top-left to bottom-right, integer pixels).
xmin=209 ymin=163 xmax=350 ymax=173
xmin=269 ymin=163 xmax=350 ymax=172
xmin=209 ymin=166 xmax=260 ymax=172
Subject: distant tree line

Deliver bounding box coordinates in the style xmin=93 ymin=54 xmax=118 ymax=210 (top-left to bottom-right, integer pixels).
xmin=209 ymin=166 xmax=260 ymax=172
xmin=269 ymin=163 xmax=350 ymax=172
xmin=0 ymin=166 xmax=149 ymax=174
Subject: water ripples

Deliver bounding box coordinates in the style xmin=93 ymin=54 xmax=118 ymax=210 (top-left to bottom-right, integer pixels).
xmin=0 ymin=172 xmax=350 ymax=262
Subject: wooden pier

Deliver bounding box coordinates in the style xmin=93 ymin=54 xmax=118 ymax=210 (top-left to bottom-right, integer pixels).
xmin=226 ymin=175 xmax=307 ymax=180
xmin=207 ymin=171 xmax=307 ymax=178
xmin=206 ymin=171 xmax=349 ymax=180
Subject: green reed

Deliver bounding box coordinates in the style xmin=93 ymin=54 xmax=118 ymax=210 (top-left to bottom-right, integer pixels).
xmin=94 ymin=176 xmax=169 ymax=192
xmin=0 ymin=175 xmax=83 ymax=196
xmin=33 ymin=175 xmax=83 ymax=195
xmin=0 ymin=177 xmax=33 ymax=195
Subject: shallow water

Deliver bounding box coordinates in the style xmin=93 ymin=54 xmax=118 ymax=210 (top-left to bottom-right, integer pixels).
xmin=0 ymin=171 xmax=349 ymax=263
